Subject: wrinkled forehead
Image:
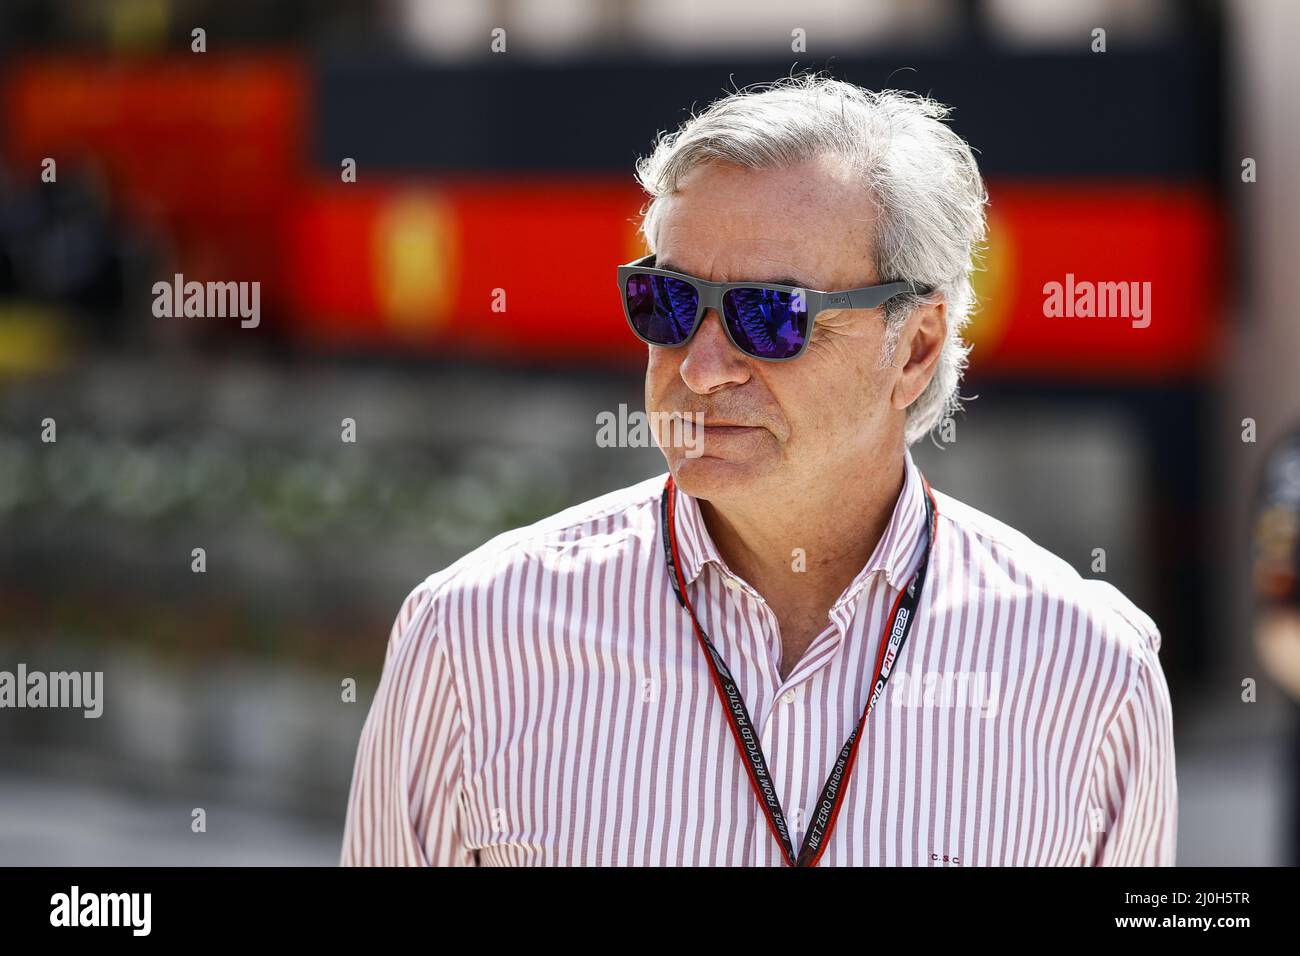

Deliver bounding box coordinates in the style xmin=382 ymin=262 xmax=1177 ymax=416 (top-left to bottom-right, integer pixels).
xmin=649 ymin=157 xmax=878 ymax=289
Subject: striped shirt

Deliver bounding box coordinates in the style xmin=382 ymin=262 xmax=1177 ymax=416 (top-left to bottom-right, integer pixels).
xmin=340 ymin=446 xmax=1177 ymax=866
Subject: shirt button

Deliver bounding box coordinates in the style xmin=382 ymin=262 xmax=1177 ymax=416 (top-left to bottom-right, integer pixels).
xmin=725 ymin=578 xmax=742 ymax=592
xmin=781 ymin=689 xmax=797 ymax=705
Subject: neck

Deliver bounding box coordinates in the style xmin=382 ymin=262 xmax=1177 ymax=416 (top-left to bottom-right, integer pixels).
xmin=698 ymin=447 xmax=907 ymax=613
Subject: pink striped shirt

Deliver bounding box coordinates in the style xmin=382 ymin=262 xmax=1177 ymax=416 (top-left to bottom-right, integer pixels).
xmin=341 ymin=447 xmax=1177 ymax=866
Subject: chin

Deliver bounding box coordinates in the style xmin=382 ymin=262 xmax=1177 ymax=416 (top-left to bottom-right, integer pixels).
xmin=667 ymin=454 xmax=770 ymax=502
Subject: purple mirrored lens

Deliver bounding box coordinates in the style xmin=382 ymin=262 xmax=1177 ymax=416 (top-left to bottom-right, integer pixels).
xmin=625 ymin=273 xmax=699 ymax=345
xmin=722 ymin=288 xmax=809 ymax=359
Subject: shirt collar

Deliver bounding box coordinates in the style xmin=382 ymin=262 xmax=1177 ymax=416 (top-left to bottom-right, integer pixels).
xmin=669 ymin=446 xmax=931 ymax=601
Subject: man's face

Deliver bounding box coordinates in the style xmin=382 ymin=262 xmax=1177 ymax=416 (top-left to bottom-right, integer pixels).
xmin=644 ymin=154 xmax=903 ymax=504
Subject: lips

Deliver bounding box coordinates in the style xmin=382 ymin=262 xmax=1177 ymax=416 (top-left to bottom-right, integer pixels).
xmin=675 ymin=415 xmax=757 ymax=428
xmin=668 ymin=414 xmax=766 ymax=437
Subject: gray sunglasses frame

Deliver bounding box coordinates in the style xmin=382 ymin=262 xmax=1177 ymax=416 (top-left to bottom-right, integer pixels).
xmin=616 ymin=253 xmax=929 ymax=361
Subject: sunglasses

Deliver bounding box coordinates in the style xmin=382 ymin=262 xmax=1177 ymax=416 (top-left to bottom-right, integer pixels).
xmin=617 ymin=253 xmax=929 ymax=361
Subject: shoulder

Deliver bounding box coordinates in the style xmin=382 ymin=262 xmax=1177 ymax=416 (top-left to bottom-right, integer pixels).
xmin=932 ymin=488 xmax=1162 ymax=661
xmin=932 ymin=488 xmax=1171 ymax=734
xmin=388 ymin=473 xmax=667 ymax=640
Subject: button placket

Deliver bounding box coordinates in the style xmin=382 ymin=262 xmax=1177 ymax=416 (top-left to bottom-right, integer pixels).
xmin=754 ymin=676 xmax=800 ymax=863
xmin=682 ymin=555 xmax=788 ymax=864
xmin=770 ymin=672 xmax=806 ymax=853
xmin=732 ymin=588 xmax=811 ymax=865
xmin=754 ymin=686 xmax=780 ymax=863
xmin=708 ymin=566 xmax=781 ymax=737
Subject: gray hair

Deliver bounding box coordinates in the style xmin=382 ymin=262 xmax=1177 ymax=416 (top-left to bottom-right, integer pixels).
xmin=633 ymin=74 xmax=989 ymax=446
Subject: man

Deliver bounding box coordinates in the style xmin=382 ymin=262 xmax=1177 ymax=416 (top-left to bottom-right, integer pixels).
xmin=341 ymin=75 xmax=1177 ymax=866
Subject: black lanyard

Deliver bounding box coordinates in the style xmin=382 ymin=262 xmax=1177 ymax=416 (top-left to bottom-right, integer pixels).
xmin=659 ymin=471 xmax=939 ymax=867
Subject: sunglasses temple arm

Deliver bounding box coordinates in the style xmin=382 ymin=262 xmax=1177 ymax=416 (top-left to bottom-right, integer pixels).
xmin=845 ymin=281 xmax=931 ymax=309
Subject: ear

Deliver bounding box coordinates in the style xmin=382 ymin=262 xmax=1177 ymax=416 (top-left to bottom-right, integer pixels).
xmin=890 ymin=297 xmax=947 ymax=412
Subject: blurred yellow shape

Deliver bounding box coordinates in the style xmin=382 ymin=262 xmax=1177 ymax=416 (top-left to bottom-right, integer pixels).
xmin=0 ymin=307 xmax=68 ymax=375
xmin=373 ymin=193 xmax=458 ymax=338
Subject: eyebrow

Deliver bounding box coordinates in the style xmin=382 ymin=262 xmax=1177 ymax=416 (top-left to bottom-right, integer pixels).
xmin=657 ymin=260 xmax=814 ymax=290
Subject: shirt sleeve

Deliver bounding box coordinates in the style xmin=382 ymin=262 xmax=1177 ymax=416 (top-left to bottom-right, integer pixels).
xmin=1086 ymin=628 xmax=1179 ymax=866
xmin=340 ymin=582 xmax=478 ymax=866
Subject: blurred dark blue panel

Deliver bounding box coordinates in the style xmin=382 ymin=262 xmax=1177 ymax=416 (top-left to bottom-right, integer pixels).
xmin=313 ymin=41 xmax=1222 ymax=180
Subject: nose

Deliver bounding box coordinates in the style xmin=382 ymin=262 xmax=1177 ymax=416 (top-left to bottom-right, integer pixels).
xmin=678 ymin=309 xmax=751 ymax=394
